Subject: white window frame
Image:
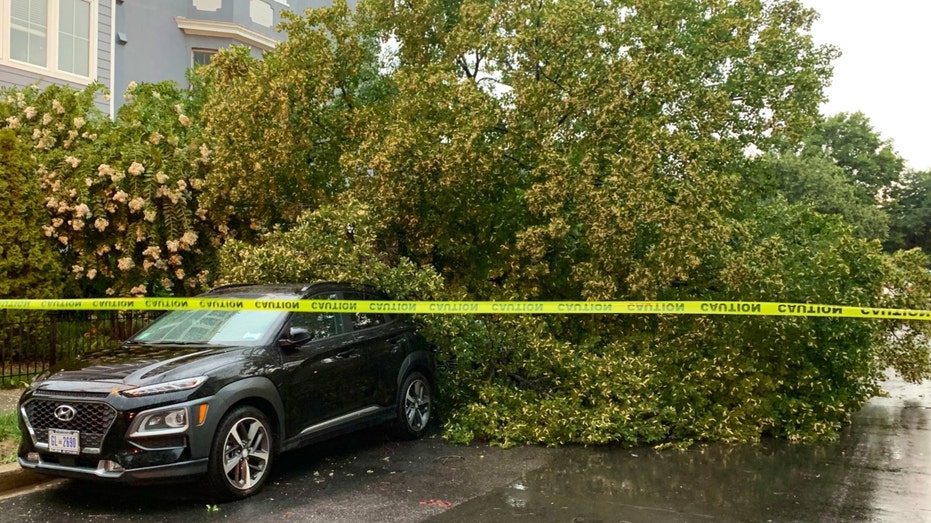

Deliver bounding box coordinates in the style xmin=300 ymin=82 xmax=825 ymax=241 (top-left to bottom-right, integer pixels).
xmin=0 ymin=0 xmax=98 ymax=84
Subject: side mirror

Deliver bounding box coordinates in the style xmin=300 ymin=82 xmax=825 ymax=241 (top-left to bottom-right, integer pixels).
xmin=279 ymin=327 xmax=312 ymax=349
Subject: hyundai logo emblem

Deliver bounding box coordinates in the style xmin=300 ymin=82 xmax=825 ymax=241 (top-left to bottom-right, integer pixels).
xmin=53 ymin=405 xmax=77 ymax=422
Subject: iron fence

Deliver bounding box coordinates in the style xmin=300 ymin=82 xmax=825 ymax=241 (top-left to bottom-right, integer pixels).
xmin=0 ymin=310 xmax=159 ymax=386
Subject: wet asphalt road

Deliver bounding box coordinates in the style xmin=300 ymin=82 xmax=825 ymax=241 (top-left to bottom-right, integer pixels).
xmin=1 ymin=376 xmax=928 ymax=523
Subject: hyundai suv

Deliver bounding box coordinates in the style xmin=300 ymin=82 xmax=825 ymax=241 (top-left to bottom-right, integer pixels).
xmin=17 ymin=283 xmax=436 ymax=500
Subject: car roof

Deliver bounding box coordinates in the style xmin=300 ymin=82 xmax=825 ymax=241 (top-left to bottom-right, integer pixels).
xmin=202 ymin=282 xmax=383 ymax=299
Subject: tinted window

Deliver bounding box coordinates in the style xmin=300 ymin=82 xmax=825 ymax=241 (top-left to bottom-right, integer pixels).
xmin=344 ymin=291 xmax=386 ymax=330
xmin=288 ymin=292 xmax=344 ymax=340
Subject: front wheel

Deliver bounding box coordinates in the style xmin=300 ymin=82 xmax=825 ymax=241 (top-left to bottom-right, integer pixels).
xmin=392 ymin=371 xmax=432 ymax=440
xmin=206 ymin=406 xmax=273 ymax=501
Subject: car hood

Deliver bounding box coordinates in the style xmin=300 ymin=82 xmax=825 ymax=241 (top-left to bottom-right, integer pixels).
xmin=35 ymin=343 xmax=253 ymax=391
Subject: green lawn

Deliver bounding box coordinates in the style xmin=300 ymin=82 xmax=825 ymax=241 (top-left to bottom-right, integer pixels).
xmin=0 ymin=411 xmax=19 ymax=464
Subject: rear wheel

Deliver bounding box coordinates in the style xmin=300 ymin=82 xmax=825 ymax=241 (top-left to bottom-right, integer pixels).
xmin=206 ymin=406 xmax=273 ymax=501
xmin=392 ymin=371 xmax=432 ymax=439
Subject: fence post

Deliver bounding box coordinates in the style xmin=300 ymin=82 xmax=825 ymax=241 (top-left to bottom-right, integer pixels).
xmin=48 ymin=312 xmax=57 ymax=368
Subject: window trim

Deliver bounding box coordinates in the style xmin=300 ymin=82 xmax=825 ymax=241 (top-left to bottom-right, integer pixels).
xmin=1 ymin=0 xmax=98 ymax=84
xmin=191 ymin=47 xmax=216 ymax=68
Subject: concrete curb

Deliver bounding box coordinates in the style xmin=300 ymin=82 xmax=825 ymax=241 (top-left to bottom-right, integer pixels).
xmin=0 ymin=462 xmax=53 ymax=499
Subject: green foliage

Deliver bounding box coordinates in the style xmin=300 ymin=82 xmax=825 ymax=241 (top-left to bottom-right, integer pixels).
xmin=886 ymin=169 xmax=931 ymax=253
xmin=0 ymin=128 xmax=62 ymax=298
xmin=207 ymin=0 xmax=930 ymax=448
xmin=802 ymin=112 xmax=905 ymax=202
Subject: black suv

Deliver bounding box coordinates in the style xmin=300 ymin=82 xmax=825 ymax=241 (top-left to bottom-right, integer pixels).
xmin=17 ymin=283 xmax=435 ymax=500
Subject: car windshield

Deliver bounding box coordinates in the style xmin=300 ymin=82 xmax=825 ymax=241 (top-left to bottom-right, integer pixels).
xmin=131 ymin=308 xmax=288 ymax=346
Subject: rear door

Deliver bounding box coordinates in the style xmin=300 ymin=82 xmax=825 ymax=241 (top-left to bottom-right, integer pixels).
xmin=344 ymin=290 xmax=412 ymax=406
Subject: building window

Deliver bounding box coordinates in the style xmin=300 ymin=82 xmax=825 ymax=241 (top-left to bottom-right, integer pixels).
xmin=3 ymin=0 xmax=96 ymax=81
xmin=10 ymin=0 xmax=48 ymax=66
xmin=192 ymin=48 xmax=216 ymax=67
xmin=57 ymin=0 xmax=90 ymax=76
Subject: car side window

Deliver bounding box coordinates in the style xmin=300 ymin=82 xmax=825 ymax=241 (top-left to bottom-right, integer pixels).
xmin=344 ymin=291 xmax=386 ymax=330
xmin=288 ymin=293 xmax=344 ymax=340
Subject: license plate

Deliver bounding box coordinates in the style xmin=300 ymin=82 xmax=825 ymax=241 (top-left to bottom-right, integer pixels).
xmin=48 ymin=429 xmax=80 ymax=455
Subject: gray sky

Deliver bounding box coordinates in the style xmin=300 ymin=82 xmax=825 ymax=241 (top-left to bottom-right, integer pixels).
xmin=805 ymin=0 xmax=931 ymax=172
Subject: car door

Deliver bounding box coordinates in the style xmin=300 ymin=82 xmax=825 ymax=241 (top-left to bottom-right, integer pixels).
xmin=279 ymin=291 xmax=372 ymax=437
xmin=344 ymin=290 xmax=411 ymax=406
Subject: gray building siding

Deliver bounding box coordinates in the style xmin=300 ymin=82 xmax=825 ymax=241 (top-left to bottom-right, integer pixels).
xmin=113 ymin=0 xmax=329 ymax=111
xmin=0 ymin=0 xmax=112 ymax=113
xmin=2 ymin=1 xmax=345 ymax=116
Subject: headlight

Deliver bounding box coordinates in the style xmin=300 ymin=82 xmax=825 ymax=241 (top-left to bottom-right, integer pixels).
xmin=120 ymin=376 xmax=207 ymax=398
xmin=129 ymin=407 xmax=190 ymax=437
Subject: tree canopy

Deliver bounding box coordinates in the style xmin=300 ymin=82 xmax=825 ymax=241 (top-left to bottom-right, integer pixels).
xmin=2 ymin=0 xmax=930 ymax=447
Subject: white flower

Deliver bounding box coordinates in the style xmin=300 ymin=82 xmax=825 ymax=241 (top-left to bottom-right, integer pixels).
xmin=148 ymin=132 xmax=163 ymax=145
xmin=142 ymin=246 xmax=161 ymax=259
xmin=85 ymin=178 xmax=94 ymax=187
xmin=74 ymin=204 xmax=91 ymax=218
xmin=110 ymin=171 xmax=125 ymax=183
xmin=128 ymin=162 xmax=145 ymax=176
xmin=178 ymin=114 xmax=192 ymax=127
xmin=71 ymin=219 xmax=84 ymax=231
xmin=130 ymin=284 xmax=147 ymax=296
xmin=128 ymin=197 xmax=145 ymax=212
xmin=65 ymin=156 xmax=80 ymax=168
xmin=24 ymin=106 xmax=37 ymax=119
xmin=73 ymin=116 xmax=85 ymax=129
xmin=144 ymin=210 xmax=157 ymax=222
xmin=166 ymin=240 xmax=180 ymax=253
xmin=52 ymin=100 xmax=65 ymax=114
xmin=180 ymin=231 xmax=198 ymax=248
xmin=176 ymin=179 xmax=188 ymax=191
xmin=58 ymin=235 xmax=69 ymax=245
xmin=106 ymin=287 xmax=115 ymax=296
xmin=87 ymin=268 xmax=97 ymax=279
xmin=72 ymin=265 xmax=84 ymax=274
xmin=112 ymin=190 xmax=129 ymax=203
xmin=155 ymin=171 xmax=169 ymax=184
xmin=98 ymin=164 xmax=114 ymax=177
xmin=190 ymin=178 xmax=204 ymax=191
xmin=5 ymin=116 xmax=21 ymax=129
xmin=174 ymin=268 xmax=185 ymax=280
xmin=117 ymin=257 xmax=135 ymax=271
xmin=42 ymin=113 xmax=53 ymax=125
xmin=94 ymin=217 xmax=109 ymax=232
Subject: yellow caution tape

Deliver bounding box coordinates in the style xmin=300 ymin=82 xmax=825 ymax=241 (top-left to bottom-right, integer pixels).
xmin=0 ymin=298 xmax=929 ymax=320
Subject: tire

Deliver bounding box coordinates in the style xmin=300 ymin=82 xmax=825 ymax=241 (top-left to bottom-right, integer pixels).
xmin=206 ymin=406 xmax=273 ymax=501
xmin=392 ymin=371 xmax=432 ymax=440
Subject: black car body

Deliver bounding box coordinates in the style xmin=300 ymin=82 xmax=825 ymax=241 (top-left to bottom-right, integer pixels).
xmin=17 ymin=283 xmax=435 ymax=500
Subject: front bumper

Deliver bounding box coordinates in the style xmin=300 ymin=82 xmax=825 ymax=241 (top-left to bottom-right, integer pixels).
xmin=19 ymin=455 xmax=208 ymax=483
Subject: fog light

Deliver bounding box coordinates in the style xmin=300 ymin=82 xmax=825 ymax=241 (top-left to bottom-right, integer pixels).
xmin=97 ymin=460 xmax=125 ymax=473
xmin=26 ymin=452 xmax=39 ymax=463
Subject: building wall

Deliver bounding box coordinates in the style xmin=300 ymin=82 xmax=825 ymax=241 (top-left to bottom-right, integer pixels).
xmin=0 ymin=0 xmax=112 ymax=113
xmin=113 ymin=0 xmax=331 ymax=112
xmin=1 ymin=0 xmax=352 ymax=116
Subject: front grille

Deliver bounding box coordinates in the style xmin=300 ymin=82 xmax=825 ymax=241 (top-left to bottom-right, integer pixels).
xmin=23 ymin=399 xmax=118 ymax=451
xmin=34 ymin=389 xmax=111 ymax=399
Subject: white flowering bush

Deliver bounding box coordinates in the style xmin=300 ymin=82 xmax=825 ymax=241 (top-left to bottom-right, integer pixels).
xmin=1 ymin=80 xmax=221 ymax=297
